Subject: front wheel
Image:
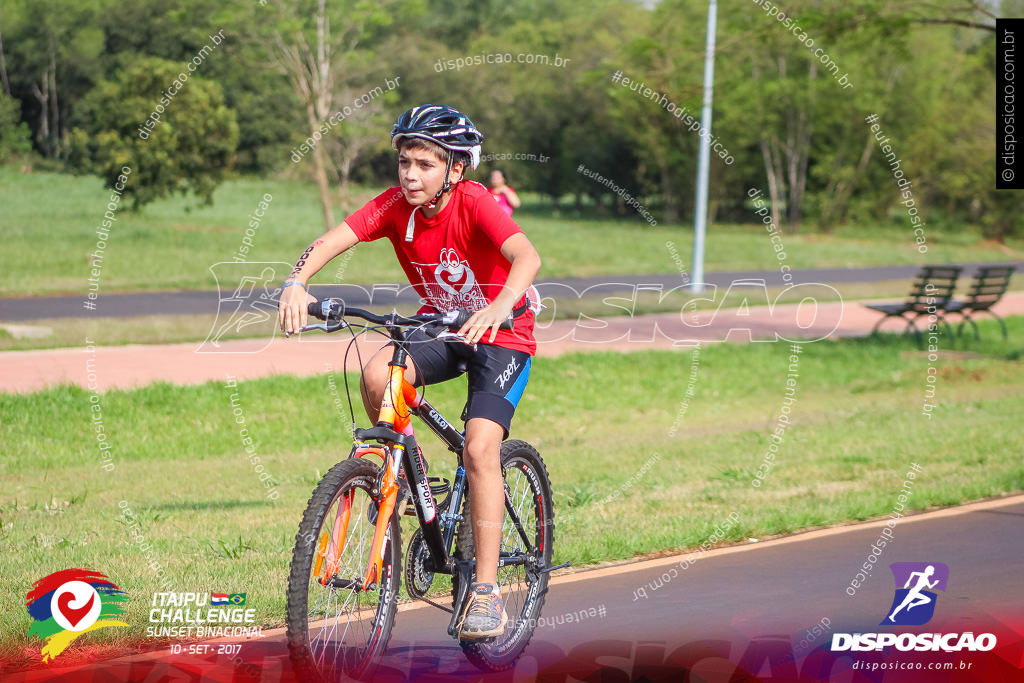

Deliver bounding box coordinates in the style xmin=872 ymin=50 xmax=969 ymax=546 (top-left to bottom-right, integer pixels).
xmin=286 ymin=458 xmax=401 ymax=682
xmin=453 ymin=439 xmax=555 ymax=672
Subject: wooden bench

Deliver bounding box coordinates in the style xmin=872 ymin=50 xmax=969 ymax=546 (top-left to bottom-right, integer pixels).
xmin=865 ymin=265 xmax=962 ymax=345
xmin=943 ymin=265 xmax=1016 ymax=340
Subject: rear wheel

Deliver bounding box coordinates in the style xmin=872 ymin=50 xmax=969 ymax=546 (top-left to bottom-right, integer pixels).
xmin=286 ymin=458 xmax=401 ymax=682
xmin=452 ymin=439 xmax=555 ymax=672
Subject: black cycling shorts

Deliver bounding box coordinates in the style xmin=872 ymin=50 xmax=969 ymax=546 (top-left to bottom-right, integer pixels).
xmin=399 ymin=328 xmax=532 ymax=440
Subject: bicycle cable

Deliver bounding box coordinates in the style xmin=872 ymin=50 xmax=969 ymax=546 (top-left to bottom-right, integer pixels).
xmin=338 ymin=318 xmax=437 ymax=439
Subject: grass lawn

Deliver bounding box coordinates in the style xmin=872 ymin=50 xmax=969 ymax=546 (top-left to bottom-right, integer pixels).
xmin=2 ymin=165 xmax=1022 ymax=296
xmin=1 ymin=317 xmax=1022 ymax=660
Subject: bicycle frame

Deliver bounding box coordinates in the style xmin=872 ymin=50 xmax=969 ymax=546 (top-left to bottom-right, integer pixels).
xmin=312 ymin=324 xmax=540 ymax=637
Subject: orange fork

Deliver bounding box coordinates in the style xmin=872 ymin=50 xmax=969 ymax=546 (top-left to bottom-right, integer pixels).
xmin=318 ymin=489 xmax=355 ymax=584
xmin=362 ymin=442 xmax=403 ymax=588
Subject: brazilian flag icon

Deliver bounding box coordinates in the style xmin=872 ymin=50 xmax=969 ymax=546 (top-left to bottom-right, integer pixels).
xmin=228 ymin=593 xmax=246 ymax=605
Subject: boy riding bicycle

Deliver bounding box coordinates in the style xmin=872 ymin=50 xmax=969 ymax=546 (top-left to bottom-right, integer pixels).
xmin=278 ymin=104 xmax=542 ymax=639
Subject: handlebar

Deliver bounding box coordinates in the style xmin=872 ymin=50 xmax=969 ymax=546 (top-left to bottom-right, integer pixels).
xmin=303 ymin=299 xmax=514 ymax=332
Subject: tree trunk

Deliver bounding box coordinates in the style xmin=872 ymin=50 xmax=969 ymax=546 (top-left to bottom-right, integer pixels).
xmin=820 ymin=68 xmax=898 ymax=230
xmin=660 ymin=161 xmax=679 ymax=223
xmin=31 ymin=79 xmax=50 ymax=156
xmin=760 ymin=138 xmax=783 ymax=229
xmin=306 ymin=105 xmax=334 ymax=231
xmin=784 ymin=61 xmax=815 ymax=232
xmin=48 ymin=38 xmax=59 ymax=157
xmin=822 ymin=130 xmax=875 ymax=230
xmin=0 ymin=4 xmax=10 ymax=97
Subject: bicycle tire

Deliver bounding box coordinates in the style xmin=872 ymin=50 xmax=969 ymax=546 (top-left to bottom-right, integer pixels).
xmin=452 ymin=439 xmax=555 ymax=672
xmin=286 ymin=458 xmax=402 ymax=682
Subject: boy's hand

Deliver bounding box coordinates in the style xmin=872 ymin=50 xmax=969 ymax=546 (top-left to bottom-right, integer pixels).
xmin=459 ymin=300 xmax=514 ymax=345
xmin=278 ymin=284 xmax=317 ymax=336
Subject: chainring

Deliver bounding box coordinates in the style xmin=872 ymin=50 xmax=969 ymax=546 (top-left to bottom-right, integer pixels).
xmin=404 ymin=527 xmax=435 ymax=599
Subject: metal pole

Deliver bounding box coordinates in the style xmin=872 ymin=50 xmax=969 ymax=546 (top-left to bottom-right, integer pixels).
xmin=691 ymin=0 xmax=717 ymax=293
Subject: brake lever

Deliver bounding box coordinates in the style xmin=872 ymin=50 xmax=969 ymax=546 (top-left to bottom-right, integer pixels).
xmin=433 ymin=329 xmax=477 ymax=351
xmin=288 ymin=319 xmax=349 ymax=336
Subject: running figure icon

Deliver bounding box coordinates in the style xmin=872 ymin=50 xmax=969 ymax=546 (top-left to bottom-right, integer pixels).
xmin=887 ymin=565 xmax=939 ymax=623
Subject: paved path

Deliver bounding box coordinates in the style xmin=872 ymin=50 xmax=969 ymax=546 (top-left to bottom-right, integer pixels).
xmin=2 ymin=262 xmax=1021 ymax=321
xmin=5 ymin=494 xmax=1023 ymax=681
xmin=2 ymin=292 xmax=1022 ymax=394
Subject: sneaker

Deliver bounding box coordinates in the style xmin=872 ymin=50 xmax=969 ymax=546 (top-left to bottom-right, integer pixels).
xmin=458 ymin=582 xmax=508 ymax=640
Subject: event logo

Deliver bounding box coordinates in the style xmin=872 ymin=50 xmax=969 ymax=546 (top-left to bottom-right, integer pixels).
xmin=148 ymin=591 xmax=260 ymax=638
xmin=883 ymin=561 xmax=948 ymax=626
xmin=25 ymin=569 xmax=129 ymax=662
xmin=832 ymin=561 xmax=996 ymax=653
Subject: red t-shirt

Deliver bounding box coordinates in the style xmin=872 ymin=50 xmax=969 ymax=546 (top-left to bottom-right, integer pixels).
xmin=344 ymin=180 xmax=536 ymax=355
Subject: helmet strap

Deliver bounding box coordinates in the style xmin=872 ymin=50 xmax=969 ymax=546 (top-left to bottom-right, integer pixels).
xmin=426 ymin=154 xmax=456 ymax=209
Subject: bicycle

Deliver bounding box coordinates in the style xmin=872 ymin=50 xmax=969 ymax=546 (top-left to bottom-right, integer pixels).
xmin=284 ymin=298 xmax=568 ymax=681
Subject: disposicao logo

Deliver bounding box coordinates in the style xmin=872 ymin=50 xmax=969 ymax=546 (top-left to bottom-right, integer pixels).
xmin=831 ymin=562 xmax=996 ymax=653
xmin=25 ymin=569 xmax=129 ymax=662
xmin=883 ymin=561 xmax=949 ymax=626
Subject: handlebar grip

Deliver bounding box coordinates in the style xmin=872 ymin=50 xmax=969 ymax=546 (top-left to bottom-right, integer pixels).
xmin=307 ymin=299 xmax=343 ymax=321
xmin=448 ymin=310 xmax=514 ymax=331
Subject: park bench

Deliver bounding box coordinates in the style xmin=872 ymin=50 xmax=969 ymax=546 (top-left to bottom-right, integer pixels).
xmin=865 ymin=265 xmax=961 ymax=344
xmin=943 ymin=265 xmax=1016 ymax=340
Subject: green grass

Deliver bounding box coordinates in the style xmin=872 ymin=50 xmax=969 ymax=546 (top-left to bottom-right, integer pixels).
xmin=1 ymin=317 xmax=1023 ymax=658
xmin=2 ymin=165 xmax=1022 ymax=296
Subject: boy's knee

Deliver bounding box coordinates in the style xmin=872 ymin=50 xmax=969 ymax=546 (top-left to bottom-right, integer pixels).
xmin=462 ymin=429 xmax=501 ymax=465
xmin=359 ymin=362 xmax=386 ymax=399
xmin=463 ymin=436 xmax=484 ymax=460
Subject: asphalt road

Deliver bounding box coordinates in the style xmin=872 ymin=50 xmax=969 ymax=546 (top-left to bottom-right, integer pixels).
xmin=9 ymin=495 xmax=1023 ymax=682
xmin=3 ymin=262 xmax=1021 ymax=322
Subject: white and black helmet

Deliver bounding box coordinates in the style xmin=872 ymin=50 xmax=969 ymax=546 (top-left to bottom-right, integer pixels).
xmin=390 ymin=104 xmax=484 ymax=171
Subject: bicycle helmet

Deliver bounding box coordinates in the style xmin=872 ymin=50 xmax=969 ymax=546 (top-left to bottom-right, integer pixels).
xmin=391 ymin=105 xmax=484 ymax=212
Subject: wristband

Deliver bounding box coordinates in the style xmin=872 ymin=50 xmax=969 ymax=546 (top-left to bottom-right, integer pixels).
xmin=281 ymin=280 xmax=307 ymax=291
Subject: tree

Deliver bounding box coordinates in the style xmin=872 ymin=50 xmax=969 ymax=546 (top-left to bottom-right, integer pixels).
xmin=240 ymin=0 xmax=400 ymax=231
xmin=0 ymin=92 xmax=29 ymax=160
xmin=98 ymin=0 xmax=301 ymax=175
xmin=67 ymin=56 xmax=238 ymax=208
xmin=1 ymin=0 xmax=107 ymax=158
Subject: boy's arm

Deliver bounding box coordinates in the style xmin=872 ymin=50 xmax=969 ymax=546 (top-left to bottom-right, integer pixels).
xmin=278 ymin=222 xmax=360 ymax=335
xmin=459 ymin=232 xmax=542 ymax=344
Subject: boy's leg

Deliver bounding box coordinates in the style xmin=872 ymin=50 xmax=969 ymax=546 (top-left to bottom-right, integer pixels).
xmin=459 ymin=417 xmax=509 ymax=639
xmin=358 ymin=344 xmax=418 ymax=423
xmin=458 ymin=348 xmax=531 ymax=639
xmin=358 ymin=329 xmax=463 ymax=422
xmin=462 ymin=417 xmax=506 ymax=585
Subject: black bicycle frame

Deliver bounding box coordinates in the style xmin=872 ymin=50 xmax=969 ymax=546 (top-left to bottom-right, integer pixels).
xmin=351 ymin=325 xmax=537 ymax=636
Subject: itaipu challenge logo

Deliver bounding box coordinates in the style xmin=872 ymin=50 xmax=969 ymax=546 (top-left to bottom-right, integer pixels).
xmin=25 ymin=569 xmax=129 ymax=662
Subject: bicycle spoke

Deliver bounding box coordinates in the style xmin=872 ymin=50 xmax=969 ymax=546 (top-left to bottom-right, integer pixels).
xmin=293 ymin=467 xmax=395 ymax=679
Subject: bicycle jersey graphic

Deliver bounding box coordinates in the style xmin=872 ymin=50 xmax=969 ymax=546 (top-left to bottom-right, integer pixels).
xmin=411 ymin=248 xmax=489 ymax=313
xmin=25 ymin=568 xmax=129 ymax=662
xmin=882 ymin=562 xmax=949 ymax=625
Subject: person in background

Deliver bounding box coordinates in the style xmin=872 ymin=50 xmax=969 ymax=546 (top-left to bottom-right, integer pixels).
xmin=489 ymin=169 xmax=520 ymax=216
